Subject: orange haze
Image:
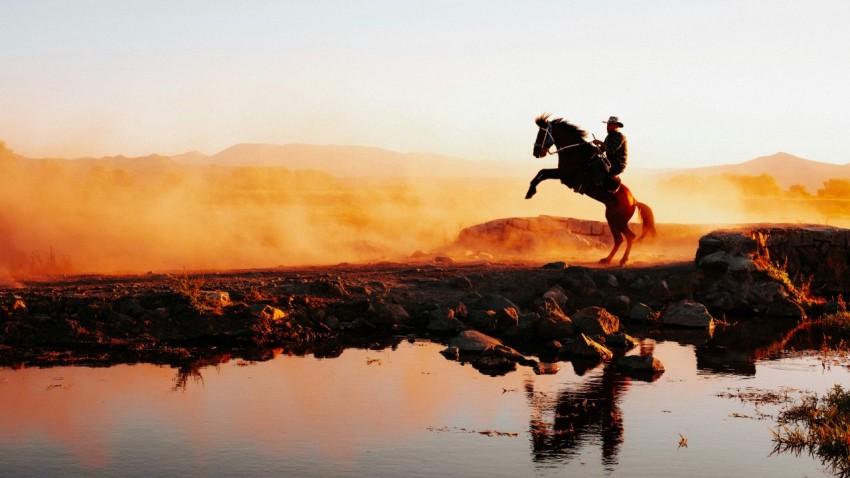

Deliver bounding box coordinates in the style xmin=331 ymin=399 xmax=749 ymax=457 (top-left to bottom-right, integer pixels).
xmin=0 ymin=141 xmax=847 ymax=280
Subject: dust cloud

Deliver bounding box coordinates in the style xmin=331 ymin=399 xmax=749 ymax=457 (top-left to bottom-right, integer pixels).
xmin=0 ymin=140 xmax=847 ymax=280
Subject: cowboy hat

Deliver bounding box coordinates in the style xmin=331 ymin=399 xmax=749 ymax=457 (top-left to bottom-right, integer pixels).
xmin=603 ymin=116 xmax=624 ymax=127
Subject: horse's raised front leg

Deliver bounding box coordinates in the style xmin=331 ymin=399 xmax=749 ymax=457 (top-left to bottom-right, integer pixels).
xmin=525 ymin=168 xmax=561 ymax=199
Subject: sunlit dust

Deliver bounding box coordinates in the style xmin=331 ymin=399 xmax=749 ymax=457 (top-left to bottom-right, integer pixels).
xmin=0 ymin=140 xmax=847 ymax=281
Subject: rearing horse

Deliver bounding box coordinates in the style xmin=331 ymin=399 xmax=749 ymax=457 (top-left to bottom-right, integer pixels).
xmin=525 ymin=114 xmax=655 ymax=266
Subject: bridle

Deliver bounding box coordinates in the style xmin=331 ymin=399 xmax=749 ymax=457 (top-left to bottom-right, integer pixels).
xmin=535 ymin=122 xmax=584 ymax=157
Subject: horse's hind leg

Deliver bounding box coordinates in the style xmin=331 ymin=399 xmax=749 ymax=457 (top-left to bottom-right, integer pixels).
xmin=525 ymin=168 xmax=560 ymax=199
xmin=601 ymin=227 xmax=623 ymax=264
xmin=618 ymin=226 xmax=637 ymax=266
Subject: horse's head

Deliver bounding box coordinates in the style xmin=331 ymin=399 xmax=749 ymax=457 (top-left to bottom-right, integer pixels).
xmin=533 ymin=113 xmax=588 ymax=158
xmin=533 ymin=114 xmax=554 ymax=158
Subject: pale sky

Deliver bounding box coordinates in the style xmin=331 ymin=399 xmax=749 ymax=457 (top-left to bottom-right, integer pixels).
xmin=2 ymin=0 xmax=849 ymax=168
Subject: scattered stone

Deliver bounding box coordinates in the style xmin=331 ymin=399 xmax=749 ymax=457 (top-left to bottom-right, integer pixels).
xmin=572 ymin=306 xmax=620 ymax=336
xmin=447 ymin=275 xmax=473 ymax=290
xmin=440 ymin=346 xmax=460 ymax=360
xmin=534 ymin=362 xmax=560 ymax=375
xmin=474 ymin=294 xmax=521 ymax=314
xmin=765 ymin=295 xmax=806 ymax=319
xmin=536 ymin=303 xmax=573 ymax=341
xmin=473 ymin=355 xmax=516 ymax=374
xmin=251 ymin=304 xmax=286 ymax=322
xmin=630 ymin=303 xmax=653 ymax=322
xmin=562 ymin=267 xmax=597 ymax=296
xmin=542 ymin=261 xmax=567 ymax=270
xmin=662 ymin=300 xmax=715 ymax=328
xmin=434 ymin=256 xmax=454 ymax=265
xmin=606 ymin=331 xmax=638 ymax=349
xmin=367 ymin=299 xmax=411 ymax=326
xmin=569 ymin=333 xmax=613 ymax=360
xmin=426 ymin=307 xmax=465 ymax=333
xmin=542 ymin=285 xmax=569 ymax=309
xmin=606 ymin=274 xmax=619 ymax=288
xmin=616 ymin=355 xmax=665 ymax=375
xmin=605 ymin=295 xmax=631 ymax=317
xmin=198 ymin=290 xmax=232 ymax=307
xmin=449 ymin=330 xmax=503 ymax=353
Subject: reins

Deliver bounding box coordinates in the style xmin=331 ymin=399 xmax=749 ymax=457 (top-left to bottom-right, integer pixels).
xmin=536 ymin=123 xmax=591 ymax=157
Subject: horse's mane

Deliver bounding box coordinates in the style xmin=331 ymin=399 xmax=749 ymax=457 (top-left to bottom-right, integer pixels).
xmin=535 ymin=113 xmax=588 ymax=140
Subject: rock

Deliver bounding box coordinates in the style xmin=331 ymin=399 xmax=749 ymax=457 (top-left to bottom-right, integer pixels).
xmin=606 ymin=332 xmax=638 ymax=349
xmin=765 ymin=295 xmax=806 ymax=319
xmin=698 ymin=251 xmax=756 ymax=274
xmin=569 ymin=333 xmax=613 ymax=360
xmin=616 ymin=355 xmax=665 ymax=375
xmin=534 ymin=362 xmax=561 ymax=375
xmin=434 ymin=256 xmax=455 ymax=265
xmin=630 ymin=303 xmax=653 ymax=322
xmin=367 ymin=299 xmax=411 ymax=326
xmin=448 ymin=330 xmax=503 ymax=353
xmin=542 ymin=261 xmax=567 ymax=270
xmin=536 ymin=303 xmax=573 ymax=341
xmin=250 ymin=304 xmax=286 ymax=322
xmin=662 ymin=300 xmax=715 ymax=328
xmin=649 ymin=280 xmax=669 ymax=300
xmin=542 ymin=285 xmax=569 ymax=309
xmin=605 ymin=295 xmax=631 ymax=317
xmin=562 ymin=267 xmax=597 ymax=296
xmin=474 ymin=294 xmax=521 ymax=314
xmin=440 ymin=346 xmax=460 ymax=360
xmin=473 ymin=355 xmax=516 ymax=375
xmin=199 ymin=290 xmax=232 ymax=307
xmin=447 ymin=275 xmax=473 ymax=290
xmin=572 ymin=306 xmax=620 ymax=336
xmin=427 ymin=307 xmax=465 ymax=334
xmin=606 ymin=274 xmax=619 ymax=288
xmin=485 ymin=344 xmax=527 ymax=363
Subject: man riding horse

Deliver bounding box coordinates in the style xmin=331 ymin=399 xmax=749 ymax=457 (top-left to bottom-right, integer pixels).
xmin=591 ymin=116 xmax=628 ymax=193
xmin=524 ymin=113 xmax=654 ymax=266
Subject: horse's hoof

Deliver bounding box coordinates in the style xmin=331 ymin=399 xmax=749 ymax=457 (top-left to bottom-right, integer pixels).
xmin=599 ymin=258 xmax=611 ymax=264
xmin=525 ymin=190 xmax=536 ymax=199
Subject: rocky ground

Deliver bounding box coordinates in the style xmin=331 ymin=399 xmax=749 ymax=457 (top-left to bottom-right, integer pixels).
xmin=2 ymin=223 xmax=847 ymax=377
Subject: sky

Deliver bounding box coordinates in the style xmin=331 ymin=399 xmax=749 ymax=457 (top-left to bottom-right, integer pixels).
xmin=2 ymin=0 xmax=850 ymax=169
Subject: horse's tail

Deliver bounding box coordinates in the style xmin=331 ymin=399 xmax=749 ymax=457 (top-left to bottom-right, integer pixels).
xmin=636 ymin=202 xmax=656 ymax=242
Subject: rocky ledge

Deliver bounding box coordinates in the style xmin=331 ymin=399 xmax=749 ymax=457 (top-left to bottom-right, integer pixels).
xmin=1 ymin=220 xmax=846 ymax=377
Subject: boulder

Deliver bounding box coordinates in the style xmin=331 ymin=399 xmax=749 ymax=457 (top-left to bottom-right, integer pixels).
xmin=629 ymin=303 xmax=654 ymax=322
xmin=474 ymin=294 xmax=521 ymax=314
xmin=250 ymin=304 xmax=286 ymax=322
xmin=542 ymin=285 xmax=569 ymax=309
xmin=616 ymin=355 xmax=665 ymax=375
xmin=367 ymin=299 xmax=411 ymax=326
xmin=534 ymin=362 xmax=561 ymax=375
xmin=427 ymin=307 xmax=465 ymax=334
xmin=572 ymin=306 xmax=620 ymax=336
xmin=569 ymin=333 xmax=613 ymax=360
xmin=662 ymin=300 xmax=715 ymax=328
xmin=536 ymin=303 xmax=573 ymax=341
xmin=606 ymin=331 xmax=638 ymax=349
xmin=448 ymin=330 xmax=503 ymax=353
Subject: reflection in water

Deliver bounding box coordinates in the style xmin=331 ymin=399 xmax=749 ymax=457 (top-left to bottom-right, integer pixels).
xmin=525 ymin=340 xmax=665 ymax=470
xmin=0 ymin=322 xmax=843 ymax=477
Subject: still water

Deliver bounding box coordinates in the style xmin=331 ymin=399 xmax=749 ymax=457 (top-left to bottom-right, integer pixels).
xmin=0 ymin=338 xmax=846 ymax=477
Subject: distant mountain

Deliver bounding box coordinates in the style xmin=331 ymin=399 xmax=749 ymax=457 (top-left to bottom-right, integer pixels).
xmin=173 ymin=143 xmax=539 ymax=179
xmin=656 ymin=152 xmax=850 ymax=191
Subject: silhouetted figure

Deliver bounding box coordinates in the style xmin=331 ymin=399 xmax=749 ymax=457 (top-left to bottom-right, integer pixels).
xmin=591 ymin=116 xmax=628 ymax=193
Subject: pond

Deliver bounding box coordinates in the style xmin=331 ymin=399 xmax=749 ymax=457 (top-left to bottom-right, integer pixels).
xmin=1 ymin=333 xmax=847 ymax=477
